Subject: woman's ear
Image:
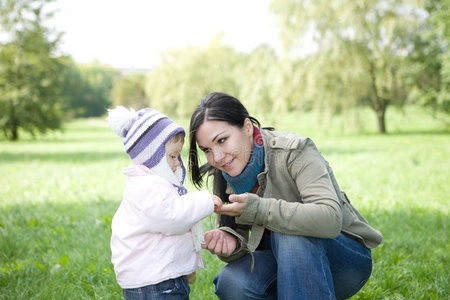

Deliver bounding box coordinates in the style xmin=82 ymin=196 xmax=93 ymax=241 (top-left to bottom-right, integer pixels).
xmin=244 ymin=118 xmax=254 ymax=137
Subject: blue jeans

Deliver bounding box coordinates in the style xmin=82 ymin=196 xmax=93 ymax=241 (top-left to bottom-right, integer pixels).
xmin=214 ymin=232 xmax=372 ymax=300
xmin=123 ymin=276 xmax=190 ymax=300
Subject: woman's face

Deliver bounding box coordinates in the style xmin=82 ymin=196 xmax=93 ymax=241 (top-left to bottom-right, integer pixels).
xmin=195 ymin=119 xmax=254 ymax=177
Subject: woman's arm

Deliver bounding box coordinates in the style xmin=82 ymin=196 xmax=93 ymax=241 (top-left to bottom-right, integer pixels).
xmin=219 ymin=142 xmax=344 ymax=239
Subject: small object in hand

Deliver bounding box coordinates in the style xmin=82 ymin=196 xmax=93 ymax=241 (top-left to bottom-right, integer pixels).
xmin=187 ymin=272 xmax=197 ymax=284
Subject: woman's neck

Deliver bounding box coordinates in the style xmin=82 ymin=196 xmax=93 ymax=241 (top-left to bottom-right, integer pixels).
xmin=222 ymin=140 xmax=264 ymax=194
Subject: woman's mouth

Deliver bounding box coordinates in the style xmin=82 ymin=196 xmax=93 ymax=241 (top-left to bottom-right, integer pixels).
xmin=221 ymin=158 xmax=234 ymax=169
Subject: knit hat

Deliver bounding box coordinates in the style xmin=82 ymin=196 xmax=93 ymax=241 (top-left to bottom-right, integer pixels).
xmin=107 ymin=106 xmax=186 ymax=186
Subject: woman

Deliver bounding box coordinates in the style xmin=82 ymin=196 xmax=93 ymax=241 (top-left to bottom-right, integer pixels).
xmin=189 ymin=92 xmax=383 ymax=300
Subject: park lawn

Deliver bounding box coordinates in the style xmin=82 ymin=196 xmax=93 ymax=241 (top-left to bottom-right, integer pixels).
xmin=0 ymin=107 xmax=448 ymax=299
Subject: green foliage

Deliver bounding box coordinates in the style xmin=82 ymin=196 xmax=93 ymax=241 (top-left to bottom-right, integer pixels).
xmin=145 ymin=35 xmax=243 ymax=118
xmin=0 ymin=0 xmax=118 ymax=140
xmin=2 ymin=0 xmax=448 ymax=141
xmin=143 ymin=37 xmax=301 ymax=122
xmin=0 ymin=107 xmax=448 ymax=299
xmin=59 ymin=59 xmax=119 ymax=118
xmin=269 ymin=0 xmax=440 ymax=133
xmin=121 ymin=0 xmax=448 ymax=133
xmin=236 ymin=45 xmax=285 ymax=117
xmin=77 ymin=63 xmax=119 ymax=117
xmin=409 ymin=0 xmax=450 ymax=116
xmin=110 ymin=72 xmax=149 ymax=110
xmin=0 ymin=0 xmax=65 ymax=140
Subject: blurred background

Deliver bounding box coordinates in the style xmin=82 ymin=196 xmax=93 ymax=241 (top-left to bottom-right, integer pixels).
xmin=0 ymin=0 xmax=448 ymax=138
xmin=1 ymin=1 xmax=449 ymax=299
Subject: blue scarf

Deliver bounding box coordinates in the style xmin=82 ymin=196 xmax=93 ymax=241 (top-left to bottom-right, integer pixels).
xmin=222 ymin=143 xmax=264 ymax=194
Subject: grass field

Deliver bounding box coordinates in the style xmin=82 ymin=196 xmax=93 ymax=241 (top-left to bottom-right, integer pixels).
xmin=0 ymin=107 xmax=448 ymax=299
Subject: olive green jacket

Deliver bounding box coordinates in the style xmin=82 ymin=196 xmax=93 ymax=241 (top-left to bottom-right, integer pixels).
xmin=215 ymin=129 xmax=383 ymax=263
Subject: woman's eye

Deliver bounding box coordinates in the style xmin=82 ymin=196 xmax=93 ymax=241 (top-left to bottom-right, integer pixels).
xmin=218 ymin=138 xmax=226 ymax=144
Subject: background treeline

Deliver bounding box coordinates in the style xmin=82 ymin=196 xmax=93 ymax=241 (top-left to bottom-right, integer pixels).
xmin=0 ymin=0 xmax=448 ymax=140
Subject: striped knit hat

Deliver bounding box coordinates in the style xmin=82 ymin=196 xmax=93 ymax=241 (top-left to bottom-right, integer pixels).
xmin=107 ymin=106 xmax=186 ymax=182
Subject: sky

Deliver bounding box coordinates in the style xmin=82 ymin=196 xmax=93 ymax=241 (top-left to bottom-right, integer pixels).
xmin=48 ymin=0 xmax=283 ymax=70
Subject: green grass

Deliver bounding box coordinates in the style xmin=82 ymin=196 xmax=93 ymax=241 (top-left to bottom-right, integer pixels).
xmin=0 ymin=107 xmax=448 ymax=299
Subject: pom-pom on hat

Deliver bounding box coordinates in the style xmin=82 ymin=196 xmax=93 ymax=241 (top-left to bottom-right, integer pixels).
xmin=107 ymin=106 xmax=185 ymax=172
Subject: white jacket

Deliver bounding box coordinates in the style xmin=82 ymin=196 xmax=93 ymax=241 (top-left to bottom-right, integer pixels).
xmin=110 ymin=165 xmax=214 ymax=289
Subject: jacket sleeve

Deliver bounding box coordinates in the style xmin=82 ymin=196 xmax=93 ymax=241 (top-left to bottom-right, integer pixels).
xmin=237 ymin=140 xmax=343 ymax=239
xmin=127 ymin=175 xmax=214 ymax=235
xmin=216 ymin=223 xmax=251 ymax=262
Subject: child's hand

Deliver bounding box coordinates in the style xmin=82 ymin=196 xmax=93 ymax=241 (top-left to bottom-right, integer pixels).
xmin=202 ymin=229 xmax=238 ymax=256
xmin=212 ymin=194 xmax=223 ymax=211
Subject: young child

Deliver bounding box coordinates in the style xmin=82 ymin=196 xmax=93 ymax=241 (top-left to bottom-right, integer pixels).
xmin=107 ymin=106 xmax=222 ymax=300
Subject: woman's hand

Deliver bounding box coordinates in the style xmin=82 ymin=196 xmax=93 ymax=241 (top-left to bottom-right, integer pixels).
xmin=202 ymin=229 xmax=238 ymax=256
xmin=215 ymin=193 xmax=248 ymax=217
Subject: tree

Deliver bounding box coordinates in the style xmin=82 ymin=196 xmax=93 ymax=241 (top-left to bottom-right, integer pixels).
xmin=0 ymin=0 xmax=65 ymax=140
xmin=233 ymin=45 xmax=307 ymax=126
xmin=410 ymin=0 xmax=449 ymax=117
xmin=71 ymin=62 xmax=119 ymax=117
xmin=59 ymin=59 xmax=120 ymax=118
xmin=236 ymin=45 xmax=280 ymax=116
xmin=270 ymin=0 xmax=425 ymax=133
xmin=59 ymin=57 xmax=90 ymax=118
xmin=111 ymin=72 xmax=149 ymax=110
xmin=145 ymin=35 xmax=243 ymax=118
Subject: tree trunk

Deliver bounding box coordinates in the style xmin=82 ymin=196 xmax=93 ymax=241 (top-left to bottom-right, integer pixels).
xmin=366 ymin=60 xmax=389 ymax=134
xmin=11 ymin=125 xmax=18 ymax=141
xmin=376 ymin=107 xmax=387 ymax=134
xmin=9 ymin=102 xmax=19 ymax=141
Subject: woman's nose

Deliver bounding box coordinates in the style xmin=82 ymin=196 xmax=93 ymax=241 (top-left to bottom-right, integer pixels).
xmin=213 ymin=149 xmax=224 ymax=163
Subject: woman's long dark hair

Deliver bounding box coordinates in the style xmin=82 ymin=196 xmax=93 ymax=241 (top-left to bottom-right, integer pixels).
xmin=189 ymin=92 xmax=261 ymax=229
xmin=189 ymin=92 xmax=260 ymax=188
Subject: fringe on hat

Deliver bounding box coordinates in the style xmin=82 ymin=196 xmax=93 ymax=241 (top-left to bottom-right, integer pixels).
xmin=107 ymin=106 xmax=136 ymax=137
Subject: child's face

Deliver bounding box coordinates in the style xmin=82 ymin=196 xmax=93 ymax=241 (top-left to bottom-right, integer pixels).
xmin=165 ymin=137 xmax=184 ymax=173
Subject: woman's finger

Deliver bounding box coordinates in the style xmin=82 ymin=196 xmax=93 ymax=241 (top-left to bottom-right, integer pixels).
xmin=228 ymin=193 xmax=248 ymax=203
xmin=215 ymin=203 xmax=240 ymax=216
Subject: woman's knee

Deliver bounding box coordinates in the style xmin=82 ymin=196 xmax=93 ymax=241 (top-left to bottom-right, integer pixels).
xmin=214 ymin=264 xmax=246 ymax=297
xmin=214 ymin=252 xmax=277 ymax=300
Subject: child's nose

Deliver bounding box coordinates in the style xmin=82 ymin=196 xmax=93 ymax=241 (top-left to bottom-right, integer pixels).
xmin=174 ymin=159 xmax=180 ymax=167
